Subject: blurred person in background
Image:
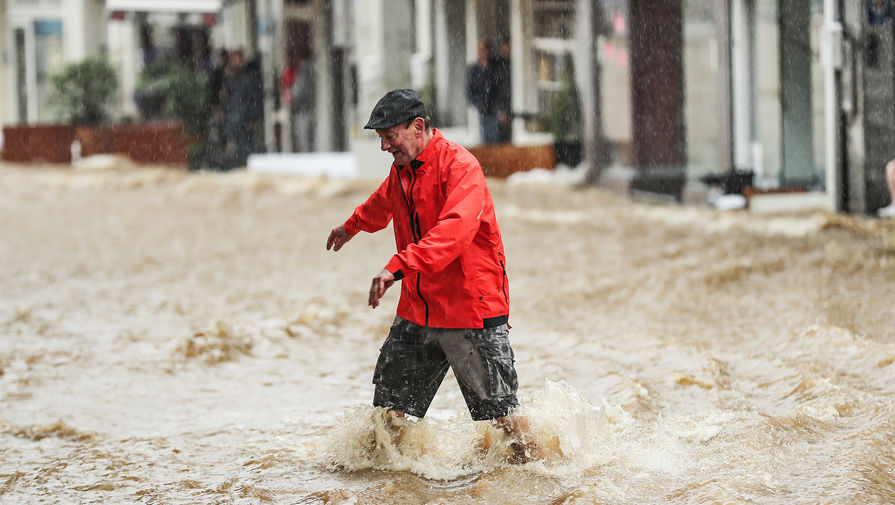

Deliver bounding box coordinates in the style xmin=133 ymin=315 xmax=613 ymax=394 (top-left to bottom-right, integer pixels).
xmin=879 ymin=158 xmax=895 ymax=218
xmin=466 ymin=40 xmax=499 ymax=144
xmin=206 ymin=48 xmax=230 ymax=167
xmin=209 ymin=48 xmax=230 ymax=112
xmin=326 ymin=88 xmax=538 ymax=462
xmin=279 ymin=51 xmax=298 ymax=151
xmin=139 ymin=25 xmax=160 ymax=65
xmin=493 ymin=37 xmax=512 ymax=143
xmin=245 ymin=55 xmax=265 ymax=154
xmin=280 ymin=51 xmax=298 ymax=111
xmin=221 ymin=49 xmax=258 ymax=168
xmin=290 ymin=49 xmax=316 ymax=152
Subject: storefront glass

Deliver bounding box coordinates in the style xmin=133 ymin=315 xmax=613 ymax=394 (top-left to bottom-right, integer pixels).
xmin=598 ymin=0 xmax=632 ymax=165
xmin=683 ymin=0 xmax=722 ymax=178
xmin=531 ymin=0 xmax=576 ymax=134
xmin=754 ymin=0 xmax=782 ymax=184
xmin=809 ymin=0 xmax=827 ymax=184
xmin=34 ymin=20 xmax=64 ymax=122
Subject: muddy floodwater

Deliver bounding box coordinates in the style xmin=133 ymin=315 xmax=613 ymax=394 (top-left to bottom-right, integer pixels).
xmin=1 ymin=162 xmax=895 ymax=504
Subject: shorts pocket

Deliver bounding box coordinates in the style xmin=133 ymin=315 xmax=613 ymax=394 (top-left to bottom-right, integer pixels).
xmin=486 ymin=354 xmax=518 ymax=397
xmin=475 ymin=330 xmax=518 ymax=397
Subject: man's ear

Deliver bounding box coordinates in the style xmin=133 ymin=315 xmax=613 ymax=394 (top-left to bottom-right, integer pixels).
xmin=413 ymin=117 xmax=425 ymax=135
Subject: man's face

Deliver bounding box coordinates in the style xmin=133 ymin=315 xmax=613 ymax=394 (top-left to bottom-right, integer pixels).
xmin=377 ymin=120 xmax=424 ymax=166
xmin=231 ymin=50 xmax=245 ymax=68
xmin=501 ymin=42 xmax=511 ymax=59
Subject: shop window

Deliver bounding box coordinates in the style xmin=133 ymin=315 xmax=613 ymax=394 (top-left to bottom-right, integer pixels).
xmin=683 ymin=0 xmax=722 ymax=177
xmin=34 ymin=20 xmax=64 ymax=122
xmin=599 ymin=1 xmax=633 ymax=161
xmin=531 ymin=0 xmax=575 ymax=131
xmin=533 ymin=0 xmax=575 ymax=39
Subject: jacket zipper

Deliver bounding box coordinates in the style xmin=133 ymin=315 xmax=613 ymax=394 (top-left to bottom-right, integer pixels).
xmin=398 ymin=165 xmax=430 ymax=326
xmin=499 ymin=253 xmax=509 ymax=304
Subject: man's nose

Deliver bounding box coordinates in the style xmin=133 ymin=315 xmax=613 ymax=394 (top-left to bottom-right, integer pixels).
xmin=380 ymin=139 xmax=390 ymax=151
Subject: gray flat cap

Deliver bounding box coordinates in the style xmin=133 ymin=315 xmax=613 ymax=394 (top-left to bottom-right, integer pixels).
xmin=364 ymin=88 xmax=428 ymax=130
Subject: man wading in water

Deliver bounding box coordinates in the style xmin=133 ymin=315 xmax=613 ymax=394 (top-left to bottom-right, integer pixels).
xmin=326 ymin=88 xmax=537 ymax=462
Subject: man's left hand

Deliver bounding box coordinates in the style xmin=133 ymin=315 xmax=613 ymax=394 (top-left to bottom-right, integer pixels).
xmin=369 ymin=269 xmax=396 ymax=308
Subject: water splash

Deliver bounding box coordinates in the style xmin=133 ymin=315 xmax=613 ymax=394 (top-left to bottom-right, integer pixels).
xmin=311 ymin=380 xmax=615 ymax=480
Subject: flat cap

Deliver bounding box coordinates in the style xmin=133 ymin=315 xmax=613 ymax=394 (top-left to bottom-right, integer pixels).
xmin=364 ymin=88 xmax=428 ymax=130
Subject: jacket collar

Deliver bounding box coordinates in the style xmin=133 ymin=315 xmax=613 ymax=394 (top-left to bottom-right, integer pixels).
xmin=403 ymin=128 xmax=443 ymax=172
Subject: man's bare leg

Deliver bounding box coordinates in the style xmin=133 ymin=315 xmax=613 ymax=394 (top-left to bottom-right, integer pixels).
xmin=368 ymin=408 xmax=408 ymax=452
xmin=383 ymin=409 xmax=406 ymax=434
xmin=497 ymin=414 xmax=540 ymax=463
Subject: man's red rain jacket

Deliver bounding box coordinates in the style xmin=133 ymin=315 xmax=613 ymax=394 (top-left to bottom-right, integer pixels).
xmin=343 ymin=129 xmax=509 ymax=329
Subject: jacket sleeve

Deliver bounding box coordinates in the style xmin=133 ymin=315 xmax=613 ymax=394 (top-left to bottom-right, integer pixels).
xmin=385 ymin=156 xmax=484 ymax=275
xmin=344 ymin=175 xmax=393 ymax=235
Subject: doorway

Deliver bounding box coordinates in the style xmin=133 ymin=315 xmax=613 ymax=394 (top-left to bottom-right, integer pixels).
xmin=281 ymin=19 xmax=314 ymax=152
xmin=779 ymin=0 xmax=815 ymax=186
xmin=731 ymin=0 xmax=825 ymax=188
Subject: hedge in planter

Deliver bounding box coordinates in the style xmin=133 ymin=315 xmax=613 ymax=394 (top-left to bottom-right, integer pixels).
xmin=49 ymin=57 xmax=118 ymax=127
xmin=1 ymin=58 xmax=119 ymax=163
xmin=135 ymin=61 xmax=210 ymax=168
xmin=48 ymin=57 xmax=120 ymax=158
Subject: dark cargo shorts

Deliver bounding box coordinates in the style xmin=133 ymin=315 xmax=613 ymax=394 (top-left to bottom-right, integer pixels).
xmin=372 ymin=316 xmax=519 ymax=421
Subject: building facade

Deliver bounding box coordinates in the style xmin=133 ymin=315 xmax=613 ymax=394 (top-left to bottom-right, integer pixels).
xmin=2 ymin=0 xmax=105 ymax=125
xmin=2 ymin=0 xmax=893 ymax=214
xmin=0 ymin=0 xmax=253 ymax=126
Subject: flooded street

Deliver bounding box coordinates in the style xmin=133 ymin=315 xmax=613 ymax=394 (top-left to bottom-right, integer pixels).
xmin=2 ymin=162 xmax=895 ymax=504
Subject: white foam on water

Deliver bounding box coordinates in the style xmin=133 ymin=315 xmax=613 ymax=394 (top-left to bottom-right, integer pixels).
xmin=513 ymin=380 xmax=617 ymax=475
xmin=661 ymin=410 xmax=744 ymax=445
xmin=312 ymin=406 xmax=479 ymax=480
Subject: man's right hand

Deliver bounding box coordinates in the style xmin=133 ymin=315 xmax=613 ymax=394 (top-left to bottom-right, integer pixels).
xmin=326 ymin=224 xmax=353 ymax=251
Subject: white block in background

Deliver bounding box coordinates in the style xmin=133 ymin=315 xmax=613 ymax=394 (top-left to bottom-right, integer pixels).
xmin=247 ymin=152 xmax=358 ymax=178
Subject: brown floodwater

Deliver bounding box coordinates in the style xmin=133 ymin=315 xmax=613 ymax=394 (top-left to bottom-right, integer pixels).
xmin=1 ymin=162 xmax=894 ymax=504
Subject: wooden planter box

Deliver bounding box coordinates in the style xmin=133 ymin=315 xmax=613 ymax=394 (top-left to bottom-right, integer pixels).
xmin=75 ymin=125 xmax=116 ymax=156
xmin=3 ymin=121 xmax=191 ymax=165
xmin=112 ymin=122 xmax=191 ymax=165
xmin=466 ymin=144 xmax=556 ymax=178
xmin=2 ymin=124 xmax=75 ymax=163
